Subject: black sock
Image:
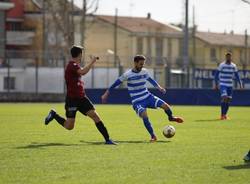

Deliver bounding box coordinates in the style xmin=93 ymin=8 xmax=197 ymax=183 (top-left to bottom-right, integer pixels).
xmin=54 ymin=113 xmax=66 ymax=127
xmin=165 ymin=109 xmax=174 ymax=120
xmin=95 ymin=121 xmax=110 ymax=141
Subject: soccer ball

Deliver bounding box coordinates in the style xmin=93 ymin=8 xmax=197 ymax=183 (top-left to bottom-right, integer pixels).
xmin=163 ymin=125 xmax=176 ymax=138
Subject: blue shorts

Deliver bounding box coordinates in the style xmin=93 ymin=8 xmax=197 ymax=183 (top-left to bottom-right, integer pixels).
xmin=220 ymin=85 xmax=233 ymax=98
xmin=132 ymin=94 xmax=165 ymax=116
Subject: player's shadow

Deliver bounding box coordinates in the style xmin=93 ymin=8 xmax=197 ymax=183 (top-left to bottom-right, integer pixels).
xmin=80 ymin=140 xmax=170 ymax=145
xmin=223 ymin=164 xmax=250 ymax=170
xmin=15 ymin=142 xmax=79 ymax=149
xmin=195 ymin=119 xmax=221 ymax=122
xmin=79 ymin=140 xmax=106 ymax=145
xmin=117 ymin=140 xmax=169 ymax=144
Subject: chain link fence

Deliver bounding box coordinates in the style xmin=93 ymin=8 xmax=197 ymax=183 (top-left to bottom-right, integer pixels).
xmin=1 ymin=50 xmax=250 ymax=94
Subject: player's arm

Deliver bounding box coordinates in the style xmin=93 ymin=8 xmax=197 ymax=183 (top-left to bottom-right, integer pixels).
xmin=147 ymin=77 xmax=166 ymax=94
xmin=101 ymin=76 xmax=125 ymax=103
xmin=234 ymin=71 xmax=243 ymax=89
xmin=77 ymin=56 xmax=98 ymax=76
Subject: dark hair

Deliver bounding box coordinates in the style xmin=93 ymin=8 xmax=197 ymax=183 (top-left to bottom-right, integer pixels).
xmin=134 ymin=55 xmax=146 ymax=62
xmin=225 ymin=52 xmax=232 ymax=57
xmin=71 ymin=46 xmax=84 ymax=58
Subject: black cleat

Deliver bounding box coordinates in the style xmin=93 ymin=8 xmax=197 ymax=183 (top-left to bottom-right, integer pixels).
xmin=44 ymin=109 xmax=56 ymax=125
xmin=243 ymin=152 xmax=250 ymax=163
xmin=105 ymin=139 xmax=118 ymax=145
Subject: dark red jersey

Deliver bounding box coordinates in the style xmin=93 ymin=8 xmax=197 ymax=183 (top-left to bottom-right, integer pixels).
xmin=65 ymin=60 xmax=85 ymax=98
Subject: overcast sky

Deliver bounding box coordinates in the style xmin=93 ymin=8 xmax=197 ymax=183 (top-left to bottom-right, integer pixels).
xmin=75 ymin=0 xmax=250 ymax=35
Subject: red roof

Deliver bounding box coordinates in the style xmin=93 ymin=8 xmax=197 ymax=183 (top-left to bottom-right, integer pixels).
xmin=6 ymin=0 xmax=24 ymax=20
xmin=196 ymin=31 xmax=250 ymax=47
xmin=97 ymin=15 xmax=182 ymax=34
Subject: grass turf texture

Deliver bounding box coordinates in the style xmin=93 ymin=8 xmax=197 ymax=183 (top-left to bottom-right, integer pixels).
xmin=0 ymin=103 xmax=249 ymax=184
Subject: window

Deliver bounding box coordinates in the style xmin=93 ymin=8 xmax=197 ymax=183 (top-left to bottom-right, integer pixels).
xmin=210 ymin=48 xmax=216 ymax=62
xmin=155 ymin=37 xmax=163 ymax=65
xmin=146 ymin=37 xmax=151 ymax=57
xmin=137 ymin=37 xmax=143 ymax=54
xmin=146 ymin=37 xmax=152 ymax=65
xmin=4 ymin=77 xmax=15 ymax=90
xmin=240 ymin=50 xmax=244 ymax=63
xmin=155 ymin=37 xmax=163 ymax=57
xmin=7 ymin=22 xmax=22 ymax=31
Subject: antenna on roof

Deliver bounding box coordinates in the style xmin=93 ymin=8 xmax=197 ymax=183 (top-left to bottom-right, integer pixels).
xmin=129 ymin=0 xmax=134 ymax=17
xmin=147 ymin=13 xmax=151 ymax=19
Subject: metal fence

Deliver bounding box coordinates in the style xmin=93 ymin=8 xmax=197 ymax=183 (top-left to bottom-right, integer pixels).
xmin=1 ymin=50 xmax=250 ymax=94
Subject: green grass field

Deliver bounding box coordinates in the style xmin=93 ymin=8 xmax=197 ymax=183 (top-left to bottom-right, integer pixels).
xmin=0 ymin=103 xmax=249 ymax=184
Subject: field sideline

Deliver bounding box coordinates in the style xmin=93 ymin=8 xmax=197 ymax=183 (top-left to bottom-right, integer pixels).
xmin=0 ymin=103 xmax=249 ymax=184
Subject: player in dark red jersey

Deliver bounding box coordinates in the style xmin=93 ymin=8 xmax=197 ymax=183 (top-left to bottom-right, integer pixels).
xmin=44 ymin=45 xmax=116 ymax=145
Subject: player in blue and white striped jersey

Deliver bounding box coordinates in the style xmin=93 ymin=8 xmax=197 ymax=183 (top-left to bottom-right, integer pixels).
xmin=214 ymin=52 xmax=243 ymax=120
xmin=101 ymin=55 xmax=183 ymax=142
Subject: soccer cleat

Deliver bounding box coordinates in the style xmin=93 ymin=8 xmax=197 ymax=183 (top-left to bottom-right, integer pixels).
xmin=220 ymin=115 xmax=229 ymax=120
xmin=44 ymin=109 xmax=56 ymax=125
xmin=169 ymin=116 xmax=184 ymax=123
xmin=243 ymin=152 xmax=250 ymax=163
xmin=150 ymin=135 xmax=157 ymax=142
xmin=105 ymin=139 xmax=118 ymax=145
xmin=220 ymin=115 xmax=225 ymax=120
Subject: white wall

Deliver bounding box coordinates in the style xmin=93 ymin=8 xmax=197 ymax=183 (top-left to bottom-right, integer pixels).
xmin=0 ymin=67 xmax=146 ymax=93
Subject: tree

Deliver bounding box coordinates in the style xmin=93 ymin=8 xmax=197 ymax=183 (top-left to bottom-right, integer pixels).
xmin=80 ymin=0 xmax=99 ymax=46
xmin=43 ymin=0 xmax=99 ymax=62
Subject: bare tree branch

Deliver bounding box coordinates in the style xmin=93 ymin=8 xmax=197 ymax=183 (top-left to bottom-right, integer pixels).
xmin=242 ymin=0 xmax=250 ymax=5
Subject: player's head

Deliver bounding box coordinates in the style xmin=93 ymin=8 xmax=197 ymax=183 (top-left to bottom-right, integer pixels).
xmin=71 ymin=45 xmax=84 ymax=61
xmin=225 ymin=52 xmax=232 ymax=63
xmin=133 ymin=55 xmax=146 ymax=72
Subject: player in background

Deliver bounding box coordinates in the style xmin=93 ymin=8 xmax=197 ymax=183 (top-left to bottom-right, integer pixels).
xmin=101 ymin=55 xmax=183 ymax=142
xmin=44 ymin=46 xmax=116 ymax=145
xmin=243 ymin=150 xmax=250 ymax=163
xmin=214 ymin=52 xmax=243 ymax=120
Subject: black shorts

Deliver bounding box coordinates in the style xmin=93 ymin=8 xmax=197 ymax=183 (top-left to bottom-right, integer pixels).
xmin=65 ymin=96 xmax=95 ymax=118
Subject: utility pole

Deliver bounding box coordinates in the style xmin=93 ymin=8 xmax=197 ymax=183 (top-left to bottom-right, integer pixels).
xmin=70 ymin=0 xmax=75 ymax=45
xmin=192 ymin=5 xmax=196 ymax=65
xmin=114 ymin=8 xmax=118 ymax=67
xmin=42 ymin=0 xmax=46 ymax=65
xmin=80 ymin=0 xmax=86 ymax=47
xmin=244 ymin=29 xmax=248 ymax=70
xmin=183 ymin=0 xmax=189 ymax=87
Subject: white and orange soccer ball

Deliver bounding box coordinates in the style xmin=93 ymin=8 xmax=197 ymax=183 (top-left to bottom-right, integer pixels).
xmin=163 ymin=125 xmax=176 ymax=138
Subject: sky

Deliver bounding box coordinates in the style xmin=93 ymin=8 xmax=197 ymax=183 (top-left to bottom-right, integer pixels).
xmin=75 ymin=0 xmax=250 ymax=35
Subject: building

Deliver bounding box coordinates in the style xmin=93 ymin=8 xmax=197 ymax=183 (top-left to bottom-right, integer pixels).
xmin=82 ymin=14 xmax=183 ymax=69
xmin=79 ymin=14 xmax=183 ymax=86
xmin=0 ymin=0 xmax=14 ymax=66
xmin=190 ymin=31 xmax=250 ymax=69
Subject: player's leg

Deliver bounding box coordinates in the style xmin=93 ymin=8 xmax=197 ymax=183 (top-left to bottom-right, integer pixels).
xmin=220 ymin=96 xmax=227 ymax=119
xmin=133 ymin=103 xmax=156 ymax=142
xmin=44 ymin=100 xmax=77 ymax=130
xmin=86 ymin=110 xmax=114 ymax=144
xmin=160 ymin=103 xmax=183 ymax=123
xmin=150 ymin=96 xmax=183 ymax=123
xmin=220 ymin=86 xmax=228 ymax=120
xmin=140 ymin=110 xmax=157 ymax=142
xmin=243 ymin=150 xmax=250 ymax=162
xmin=224 ymin=87 xmax=233 ymax=118
xmin=45 ymin=109 xmax=66 ymax=126
xmin=79 ymin=97 xmax=116 ymax=144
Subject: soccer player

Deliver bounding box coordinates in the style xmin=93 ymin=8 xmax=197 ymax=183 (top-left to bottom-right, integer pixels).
xmin=243 ymin=150 xmax=250 ymax=163
xmin=101 ymin=55 xmax=183 ymax=142
xmin=214 ymin=52 xmax=243 ymax=120
xmin=44 ymin=45 xmax=116 ymax=145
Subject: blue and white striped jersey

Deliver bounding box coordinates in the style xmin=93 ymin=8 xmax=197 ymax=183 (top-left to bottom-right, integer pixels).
xmin=216 ymin=61 xmax=240 ymax=87
xmin=109 ymin=68 xmax=159 ymax=104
